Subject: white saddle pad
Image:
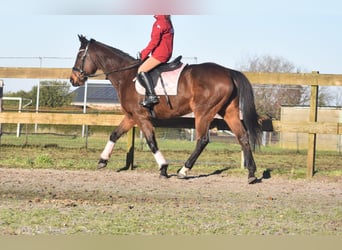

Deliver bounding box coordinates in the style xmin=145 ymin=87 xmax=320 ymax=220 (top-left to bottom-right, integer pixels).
xmin=135 ymin=64 xmax=186 ymax=96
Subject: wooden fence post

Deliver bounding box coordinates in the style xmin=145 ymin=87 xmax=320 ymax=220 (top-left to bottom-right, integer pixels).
xmin=125 ymin=127 xmax=135 ymax=170
xmin=0 ymin=80 xmax=3 ymax=143
xmin=307 ymin=71 xmax=319 ymax=177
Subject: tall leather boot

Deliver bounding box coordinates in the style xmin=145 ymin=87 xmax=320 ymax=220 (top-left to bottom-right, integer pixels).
xmin=137 ymin=72 xmax=159 ymax=108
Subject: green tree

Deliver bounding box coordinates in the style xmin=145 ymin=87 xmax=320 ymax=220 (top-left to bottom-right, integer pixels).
xmin=33 ymin=80 xmax=72 ymax=108
xmin=6 ymin=90 xmax=32 ymax=100
xmin=4 ymin=80 xmax=73 ymax=109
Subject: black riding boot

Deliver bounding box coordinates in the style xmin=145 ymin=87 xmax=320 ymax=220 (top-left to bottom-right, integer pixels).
xmin=137 ymin=72 xmax=159 ymax=108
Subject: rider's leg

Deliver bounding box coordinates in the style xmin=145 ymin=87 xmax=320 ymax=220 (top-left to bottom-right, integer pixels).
xmin=137 ymin=57 xmax=161 ymax=108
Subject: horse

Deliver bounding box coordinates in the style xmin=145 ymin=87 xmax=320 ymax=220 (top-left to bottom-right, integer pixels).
xmin=70 ymin=35 xmax=262 ymax=184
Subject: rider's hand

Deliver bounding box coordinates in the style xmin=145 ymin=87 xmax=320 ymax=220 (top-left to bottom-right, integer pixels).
xmin=137 ymin=52 xmax=142 ymax=61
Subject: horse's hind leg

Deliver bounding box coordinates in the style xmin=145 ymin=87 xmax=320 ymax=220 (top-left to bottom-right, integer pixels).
xmin=98 ymin=116 xmax=135 ymax=169
xmin=223 ymin=111 xmax=258 ymax=184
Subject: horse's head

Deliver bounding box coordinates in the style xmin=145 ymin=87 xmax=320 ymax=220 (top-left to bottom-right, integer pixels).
xmin=70 ymin=35 xmax=98 ymax=86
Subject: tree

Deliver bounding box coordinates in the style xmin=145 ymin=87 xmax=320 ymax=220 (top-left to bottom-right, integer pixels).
xmin=300 ymin=85 xmax=333 ymax=108
xmin=238 ymin=55 xmax=297 ymax=73
xmin=6 ymin=80 xmax=73 ymax=108
xmin=6 ymin=90 xmax=32 ymax=100
xmin=237 ymin=55 xmax=305 ymax=119
xmin=238 ymin=55 xmax=334 ymax=119
xmin=33 ymin=80 xmax=73 ymax=108
xmin=330 ymin=87 xmax=342 ymax=107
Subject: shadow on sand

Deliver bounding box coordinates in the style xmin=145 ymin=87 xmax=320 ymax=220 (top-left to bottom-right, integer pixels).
xmin=170 ymin=167 xmax=273 ymax=183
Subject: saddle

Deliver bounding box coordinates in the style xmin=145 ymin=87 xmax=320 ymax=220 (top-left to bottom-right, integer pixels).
xmin=135 ymin=55 xmax=186 ymax=98
xmin=149 ymin=56 xmax=183 ymax=87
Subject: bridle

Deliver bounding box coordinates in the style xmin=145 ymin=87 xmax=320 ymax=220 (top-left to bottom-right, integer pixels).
xmin=72 ymin=40 xmax=91 ymax=76
xmin=72 ymin=39 xmax=141 ymax=79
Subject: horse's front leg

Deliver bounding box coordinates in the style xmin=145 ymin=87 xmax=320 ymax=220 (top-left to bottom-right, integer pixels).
xmin=98 ymin=116 xmax=135 ymax=169
xmin=139 ymin=119 xmax=169 ymax=178
xmin=178 ymin=120 xmax=210 ymax=178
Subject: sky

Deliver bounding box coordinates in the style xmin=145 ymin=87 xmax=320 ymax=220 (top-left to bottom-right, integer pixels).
xmin=0 ymin=0 xmax=342 ymax=93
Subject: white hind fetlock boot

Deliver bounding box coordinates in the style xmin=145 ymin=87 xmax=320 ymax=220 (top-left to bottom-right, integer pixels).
xmin=178 ymin=166 xmax=190 ymax=178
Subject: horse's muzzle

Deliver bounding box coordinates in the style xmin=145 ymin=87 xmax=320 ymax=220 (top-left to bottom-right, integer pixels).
xmin=70 ymin=76 xmax=78 ymax=86
xmin=70 ymin=71 xmax=87 ymax=87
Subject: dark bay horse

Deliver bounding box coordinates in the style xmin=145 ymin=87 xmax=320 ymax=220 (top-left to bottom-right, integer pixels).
xmin=70 ymin=35 xmax=262 ymax=184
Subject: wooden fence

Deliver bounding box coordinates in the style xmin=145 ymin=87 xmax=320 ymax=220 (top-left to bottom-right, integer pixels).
xmin=1 ymin=67 xmax=342 ymax=177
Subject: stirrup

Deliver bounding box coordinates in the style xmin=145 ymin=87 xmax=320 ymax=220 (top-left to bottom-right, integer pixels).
xmin=140 ymin=96 xmax=159 ymax=107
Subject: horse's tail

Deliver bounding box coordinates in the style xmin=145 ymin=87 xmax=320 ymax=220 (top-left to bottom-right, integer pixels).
xmin=230 ymin=69 xmax=262 ymax=147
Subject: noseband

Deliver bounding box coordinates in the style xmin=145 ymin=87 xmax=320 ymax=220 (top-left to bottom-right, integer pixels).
xmin=72 ymin=39 xmax=141 ymax=79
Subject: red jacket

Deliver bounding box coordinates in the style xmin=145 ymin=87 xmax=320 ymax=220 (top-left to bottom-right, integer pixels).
xmin=140 ymin=15 xmax=174 ymax=63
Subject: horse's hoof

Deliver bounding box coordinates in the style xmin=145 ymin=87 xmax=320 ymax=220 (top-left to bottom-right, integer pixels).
xmin=159 ymin=173 xmax=169 ymax=179
xmin=248 ymin=177 xmax=259 ymax=184
xmin=177 ymin=167 xmax=189 ymax=179
xmin=97 ymin=159 xmax=108 ymax=169
xmin=159 ymin=164 xmax=169 ymax=179
xmin=177 ymin=172 xmax=188 ymax=179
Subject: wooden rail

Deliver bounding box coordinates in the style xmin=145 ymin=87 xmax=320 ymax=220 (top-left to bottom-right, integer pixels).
xmin=1 ymin=112 xmax=341 ymax=134
xmin=0 ymin=112 xmax=124 ymax=126
xmin=0 ymin=112 xmax=340 ymax=133
xmin=1 ymin=67 xmax=342 ymax=86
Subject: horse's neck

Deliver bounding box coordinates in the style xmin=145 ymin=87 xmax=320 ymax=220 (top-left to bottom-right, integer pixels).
xmin=92 ymin=44 xmax=137 ymax=95
xmin=95 ymin=52 xmax=122 ymax=72
xmin=95 ymin=45 xmax=134 ymax=72
xmin=98 ymin=52 xmax=136 ymax=92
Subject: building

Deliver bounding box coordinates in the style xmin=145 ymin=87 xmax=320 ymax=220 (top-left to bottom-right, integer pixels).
xmin=71 ymin=83 xmax=121 ymax=110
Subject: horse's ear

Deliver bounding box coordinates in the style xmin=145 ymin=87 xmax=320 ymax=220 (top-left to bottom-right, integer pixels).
xmin=78 ymin=34 xmax=88 ymax=44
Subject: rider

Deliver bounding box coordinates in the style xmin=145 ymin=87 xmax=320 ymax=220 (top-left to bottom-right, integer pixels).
xmin=137 ymin=15 xmax=174 ymax=108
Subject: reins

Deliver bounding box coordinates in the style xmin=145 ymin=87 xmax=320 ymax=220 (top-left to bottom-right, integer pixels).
xmin=86 ymin=62 xmax=141 ymax=78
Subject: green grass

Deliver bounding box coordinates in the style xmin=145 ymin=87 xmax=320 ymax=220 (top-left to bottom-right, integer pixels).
xmin=1 ymin=192 xmax=341 ymax=235
xmin=1 ymin=135 xmax=341 ymax=177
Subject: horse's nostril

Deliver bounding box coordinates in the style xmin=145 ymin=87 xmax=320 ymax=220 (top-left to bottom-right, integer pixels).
xmin=70 ymin=78 xmax=77 ymax=86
